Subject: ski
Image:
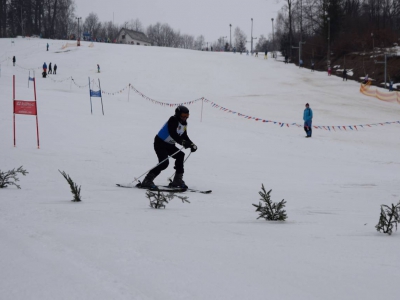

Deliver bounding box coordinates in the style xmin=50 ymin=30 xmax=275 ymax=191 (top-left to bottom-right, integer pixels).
xmin=160 ymin=185 xmax=212 ymax=194
xmin=116 ymin=183 xmax=211 ymax=194
xmin=116 ymin=183 xmax=185 ymax=192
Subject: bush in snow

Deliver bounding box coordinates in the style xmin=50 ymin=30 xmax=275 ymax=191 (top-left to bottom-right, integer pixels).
xmin=253 ymin=184 xmax=287 ymax=221
xmin=375 ymin=201 xmax=400 ymax=235
xmin=59 ymin=170 xmax=82 ymax=202
xmin=146 ymin=190 xmax=189 ymax=209
xmin=0 ymin=166 xmax=28 ymax=189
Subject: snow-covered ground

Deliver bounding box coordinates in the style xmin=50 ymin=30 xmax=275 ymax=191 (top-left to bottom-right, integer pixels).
xmin=1 ymin=38 xmax=400 ymax=300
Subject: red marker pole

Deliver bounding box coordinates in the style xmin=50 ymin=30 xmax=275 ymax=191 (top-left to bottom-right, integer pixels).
xmin=33 ymin=78 xmax=40 ymax=149
xmin=13 ymin=75 xmax=16 ymax=147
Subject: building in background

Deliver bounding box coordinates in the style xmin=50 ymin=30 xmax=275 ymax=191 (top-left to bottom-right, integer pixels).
xmin=116 ymin=28 xmax=152 ymax=46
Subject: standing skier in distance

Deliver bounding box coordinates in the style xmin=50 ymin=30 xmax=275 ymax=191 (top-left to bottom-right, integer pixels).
xmin=303 ymin=103 xmax=313 ymax=138
xmin=140 ymin=106 xmax=198 ymax=189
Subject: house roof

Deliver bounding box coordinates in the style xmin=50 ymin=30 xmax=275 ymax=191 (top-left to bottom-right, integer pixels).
xmin=118 ymin=28 xmax=152 ymax=44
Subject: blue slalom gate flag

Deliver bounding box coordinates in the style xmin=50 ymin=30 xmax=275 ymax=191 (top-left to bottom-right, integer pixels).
xmin=90 ymin=89 xmax=101 ymax=97
xmin=29 ymin=77 xmax=34 ymax=81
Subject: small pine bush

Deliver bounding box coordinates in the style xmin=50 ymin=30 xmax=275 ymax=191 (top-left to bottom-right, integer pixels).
xmin=375 ymin=201 xmax=400 ymax=235
xmin=0 ymin=166 xmax=28 ymax=189
xmin=146 ymin=190 xmax=189 ymax=209
xmin=253 ymin=184 xmax=287 ymax=221
xmin=59 ymin=170 xmax=82 ymax=202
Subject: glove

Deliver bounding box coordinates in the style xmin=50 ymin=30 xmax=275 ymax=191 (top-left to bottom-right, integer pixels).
xmin=181 ymin=140 xmax=190 ymax=149
xmin=190 ymin=143 xmax=198 ymax=152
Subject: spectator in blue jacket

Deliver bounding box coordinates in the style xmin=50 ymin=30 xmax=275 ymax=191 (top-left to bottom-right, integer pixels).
xmin=303 ymin=103 xmax=313 ymax=138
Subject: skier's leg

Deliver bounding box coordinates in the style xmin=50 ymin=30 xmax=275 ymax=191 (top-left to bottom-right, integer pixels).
xmin=169 ymin=146 xmax=187 ymax=188
xmin=141 ymin=142 xmax=169 ymax=188
xmin=169 ymin=146 xmax=185 ymax=174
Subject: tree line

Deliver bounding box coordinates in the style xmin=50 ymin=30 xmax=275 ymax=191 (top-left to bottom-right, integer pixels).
xmin=0 ymin=0 xmax=262 ymax=51
xmin=273 ymin=0 xmax=400 ymax=63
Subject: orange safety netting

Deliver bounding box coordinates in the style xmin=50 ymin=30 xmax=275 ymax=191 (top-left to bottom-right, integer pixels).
xmin=360 ymin=83 xmax=400 ymax=104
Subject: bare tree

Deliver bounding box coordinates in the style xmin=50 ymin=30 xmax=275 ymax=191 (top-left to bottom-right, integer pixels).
xmin=234 ymin=27 xmax=247 ymax=51
xmin=83 ymin=12 xmax=101 ymax=39
xmin=181 ymin=34 xmax=195 ymax=49
xmin=194 ymin=35 xmax=205 ymax=49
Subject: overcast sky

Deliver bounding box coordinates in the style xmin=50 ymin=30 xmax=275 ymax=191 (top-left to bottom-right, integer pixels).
xmin=74 ymin=0 xmax=283 ymax=44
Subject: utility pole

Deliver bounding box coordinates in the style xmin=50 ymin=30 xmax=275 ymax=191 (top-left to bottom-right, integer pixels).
xmin=292 ymin=41 xmax=306 ymax=67
xmin=230 ymin=24 xmax=232 ymax=51
xmin=327 ymin=16 xmax=330 ymax=66
xmin=251 ymin=18 xmax=253 ymax=54
xmin=76 ymin=17 xmax=81 ymax=39
xmin=375 ymin=53 xmax=395 ymax=89
xmin=271 ymin=18 xmax=275 ymax=59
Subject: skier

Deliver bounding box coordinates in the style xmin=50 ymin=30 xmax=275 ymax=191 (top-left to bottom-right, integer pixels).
xmin=140 ymin=106 xmax=198 ymax=189
xmin=43 ymin=62 xmax=47 ymax=74
xmin=299 ymin=59 xmax=304 ymax=68
xmin=389 ymin=80 xmax=393 ymax=91
xmin=12 ymin=56 xmax=16 ymax=66
xmin=46 ymin=43 xmax=49 ymax=51
xmin=328 ymin=65 xmax=332 ymax=76
xmin=264 ymin=51 xmax=268 ymax=59
xmin=97 ymin=64 xmax=100 ymax=73
xmin=342 ymin=68 xmax=347 ymax=81
xmin=363 ymin=74 xmax=369 ymax=84
xmin=311 ymin=61 xmax=315 ymax=72
xmin=48 ymin=62 xmax=52 ymax=74
xmin=54 ymin=64 xmax=57 ymax=74
xmin=303 ymin=103 xmax=313 ymax=138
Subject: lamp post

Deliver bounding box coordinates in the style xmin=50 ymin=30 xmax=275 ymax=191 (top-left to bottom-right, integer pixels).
xmin=371 ymin=32 xmax=374 ymax=52
xmin=76 ymin=17 xmax=81 ymax=40
xmin=251 ymin=18 xmax=254 ymax=54
xmin=230 ymin=24 xmax=232 ymax=51
xmin=271 ymin=18 xmax=275 ymax=59
xmin=327 ymin=16 xmax=330 ymax=65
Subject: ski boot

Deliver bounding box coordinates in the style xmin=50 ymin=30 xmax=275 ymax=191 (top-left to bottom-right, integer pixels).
xmin=139 ymin=173 xmax=157 ymax=190
xmin=169 ymin=173 xmax=188 ymax=189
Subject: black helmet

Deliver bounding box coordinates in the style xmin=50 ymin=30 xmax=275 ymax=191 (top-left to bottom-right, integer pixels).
xmin=175 ymin=105 xmax=189 ymax=117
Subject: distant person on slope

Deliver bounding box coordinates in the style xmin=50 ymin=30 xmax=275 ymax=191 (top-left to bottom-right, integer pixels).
xmin=140 ymin=106 xmax=198 ymax=190
xmin=303 ymin=103 xmax=313 ymax=138
xmin=43 ymin=62 xmax=47 ymax=74
xmin=97 ymin=64 xmax=100 ymax=73
xmin=48 ymin=62 xmax=52 ymax=74
xmin=53 ymin=64 xmax=57 ymax=74
xmin=13 ymin=56 xmax=16 ymax=66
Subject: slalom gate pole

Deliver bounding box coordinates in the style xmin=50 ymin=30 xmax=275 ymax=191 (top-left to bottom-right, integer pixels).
xmin=133 ymin=146 xmax=185 ymax=183
xmin=128 ymin=84 xmax=130 ymax=102
xmin=98 ymin=78 xmax=104 ymax=115
xmin=28 ymin=71 xmax=30 ymax=88
xmin=167 ymin=151 xmax=192 ymax=183
xmin=13 ymin=75 xmax=16 ymax=147
xmin=201 ymin=98 xmax=204 ymax=122
xmin=88 ymin=77 xmax=93 ymax=114
xmin=33 ymin=77 xmax=40 ymax=149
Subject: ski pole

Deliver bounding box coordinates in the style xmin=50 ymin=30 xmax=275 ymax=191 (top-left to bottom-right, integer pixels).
xmin=167 ymin=151 xmax=192 ymax=183
xmin=133 ymin=146 xmax=185 ymax=182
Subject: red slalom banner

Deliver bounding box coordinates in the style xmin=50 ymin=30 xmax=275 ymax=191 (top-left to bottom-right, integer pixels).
xmin=13 ymin=75 xmax=40 ymax=148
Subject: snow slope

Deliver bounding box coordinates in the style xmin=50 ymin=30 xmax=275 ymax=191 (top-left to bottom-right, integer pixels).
xmin=1 ymin=38 xmax=400 ymax=300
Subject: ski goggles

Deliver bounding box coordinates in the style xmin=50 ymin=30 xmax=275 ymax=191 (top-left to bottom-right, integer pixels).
xmin=180 ymin=113 xmax=189 ymax=119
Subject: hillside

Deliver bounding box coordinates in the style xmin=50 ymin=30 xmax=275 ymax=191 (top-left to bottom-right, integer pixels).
xmin=1 ymin=38 xmax=400 ymax=300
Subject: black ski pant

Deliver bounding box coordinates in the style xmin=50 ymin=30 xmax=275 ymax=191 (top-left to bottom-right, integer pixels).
xmin=150 ymin=136 xmax=185 ymax=177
